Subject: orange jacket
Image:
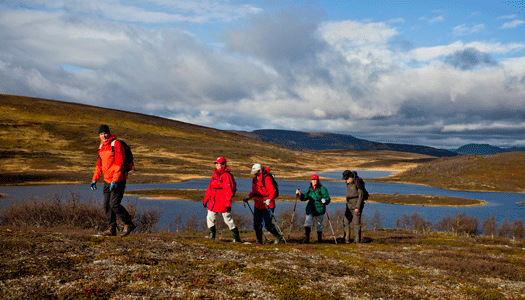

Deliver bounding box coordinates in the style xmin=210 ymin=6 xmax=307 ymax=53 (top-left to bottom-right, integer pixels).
xmin=92 ymin=135 xmax=127 ymax=183
xmin=203 ymin=167 xmax=235 ymax=213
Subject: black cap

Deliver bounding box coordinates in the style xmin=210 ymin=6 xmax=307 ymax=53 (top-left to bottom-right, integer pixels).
xmin=98 ymin=124 xmax=110 ymax=134
xmin=342 ymin=170 xmax=357 ymax=180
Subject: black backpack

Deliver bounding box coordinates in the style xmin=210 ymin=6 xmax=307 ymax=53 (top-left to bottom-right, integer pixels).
xmin=265 ymin=173 xmax=279 ymax=198
xmin=111 ymin=140 xmax=134 ymax=173
xmin=355 ymin=177 xmax=369 ymax=201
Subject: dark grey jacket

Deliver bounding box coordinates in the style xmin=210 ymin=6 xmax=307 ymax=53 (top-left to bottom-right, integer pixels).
xmin=346 ymin=181 xmax=364 ymax=210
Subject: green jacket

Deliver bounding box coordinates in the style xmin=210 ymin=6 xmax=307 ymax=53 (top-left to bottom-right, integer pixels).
xmin=299 ymin=184 xmax=331 ymax=216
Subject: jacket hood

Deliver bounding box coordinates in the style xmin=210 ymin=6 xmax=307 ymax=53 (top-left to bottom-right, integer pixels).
xmin=261 ymin=167 xmax=271 ymax=176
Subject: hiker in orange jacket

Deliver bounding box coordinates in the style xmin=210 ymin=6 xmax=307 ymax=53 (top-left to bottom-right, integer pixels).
xmin=91 ymin=125 xmax=135 ymax=237
xmin=203 ymin=157 xmax=242 ymax=242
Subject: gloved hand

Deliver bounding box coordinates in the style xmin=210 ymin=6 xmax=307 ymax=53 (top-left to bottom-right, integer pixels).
xmin=226 ymin=206 xmax=231 ymax=212
xmin=203 ymin=203 xmax=207 ymax=208
xmin=90 ymin=181 xmax=97 ymax=190
xmin=296 ymin=189 xmax=300 ymax=196
xmin=109 ymin=181 xmax=117 ymax=191
xmin=264 ymin=199 xmax=271 ymax=206
xmin=243 ymin=196 xmax=250 ymax=202
xmin=321 ymin=198 xmax=327 ymax=204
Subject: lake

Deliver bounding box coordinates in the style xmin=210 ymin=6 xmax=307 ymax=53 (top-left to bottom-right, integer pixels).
xmin=1 ymin=170 xmax=524 ymax=230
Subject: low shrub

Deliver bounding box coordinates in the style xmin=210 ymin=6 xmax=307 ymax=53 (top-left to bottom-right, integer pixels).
xmin=0 ymin=191 xmax=161 ymax=232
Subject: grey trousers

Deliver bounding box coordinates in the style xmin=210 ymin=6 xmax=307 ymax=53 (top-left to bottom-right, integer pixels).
xmin=344 ymin=207 xmax=362 ymax=243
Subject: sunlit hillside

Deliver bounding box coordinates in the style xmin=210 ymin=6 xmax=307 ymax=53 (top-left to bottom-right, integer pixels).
xmin=0 ymin=94 xmax=431 ymax=185
xmin=379 ymin=152 xmax=525 ymax=192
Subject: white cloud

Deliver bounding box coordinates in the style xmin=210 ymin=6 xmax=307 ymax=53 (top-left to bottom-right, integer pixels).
xmin=319 ymin=20 xmax=399 ymax=46
xmin=500 ymin=19 xmax=525 ymax=29
xmin=442 ymin=122 xmax=525 ymax=133
xmin=410 ymin=41 xmax=525 ymax=61
xmin=428 ymin=16 xmax=444 ymax=24
xmin=420 ymin=15 xmax=444 ymax=24
xmin=498 ymin=14 xmax=518 ymax=20
xmin=452 ymin=24 xmax=484 ymax=36
xmin=1 ymin=1 xmax=525 ymax=148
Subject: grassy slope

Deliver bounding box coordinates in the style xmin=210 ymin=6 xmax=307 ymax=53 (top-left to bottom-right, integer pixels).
xmin=1 ymin=94 xmax=431 ymax=185
xmin=1 ymin=227 xmax=524 ymax=299
xmin=2 ymin=94 xmax=525 ymax=193
xmin=379 ymin=153 xmax=525 ymax=192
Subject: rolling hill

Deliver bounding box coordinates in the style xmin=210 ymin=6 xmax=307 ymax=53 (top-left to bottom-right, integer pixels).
xmin=0 ymin=94 xmax=432 ymax=185
xmin=234 ymin=129 xmax=458 ymax=157
xmin=455 ymin=143 xmax=525 ymax=155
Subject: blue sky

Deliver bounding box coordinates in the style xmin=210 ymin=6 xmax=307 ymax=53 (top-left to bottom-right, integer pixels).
xmin=0 ymin=0 xmax=524 ymax=149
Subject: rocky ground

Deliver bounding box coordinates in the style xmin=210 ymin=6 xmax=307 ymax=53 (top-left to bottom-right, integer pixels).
xmin=1 ymin=227 xmax=524 ymax=299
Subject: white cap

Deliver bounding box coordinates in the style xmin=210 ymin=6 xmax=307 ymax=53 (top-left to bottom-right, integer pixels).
xmin=250 ymin=163 xmax=262 ymax=175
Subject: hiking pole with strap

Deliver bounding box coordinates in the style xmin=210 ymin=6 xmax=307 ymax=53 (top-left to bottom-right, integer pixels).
xmin=287 ymin=194 xmax=298 ymax=240
xmin=265 ymin=204 xmax=287 ymax=244
xmin=324 ymin=207 xmax=338 ymax=244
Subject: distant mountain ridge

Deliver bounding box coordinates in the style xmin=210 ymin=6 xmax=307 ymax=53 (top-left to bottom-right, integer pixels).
xmin=233 ymin=129 xmax=458 ymax=157
xmin=455 ymin=143 xmax=525 ymax=155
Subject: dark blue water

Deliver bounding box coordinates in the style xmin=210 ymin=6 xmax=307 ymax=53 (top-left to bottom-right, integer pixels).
xmin=1 ymin=169 xmax=524 ymax=230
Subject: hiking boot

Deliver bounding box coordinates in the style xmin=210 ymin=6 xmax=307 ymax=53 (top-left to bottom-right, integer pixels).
xmin=231 ymin=227 xmax=242 ymax=243
xmin=208 ymin=226 xmax=216 ymax=240
xmin=121 ymin=223 xmax=136 ymax=237
xmin=271 ymin=229 xmax=282 ymax=244
xmin=355 ymin=227 xmax=361 ymax=244
xmin=344 ymin=224 xmax=351 ymax=244
xmin=100 ymin=226 xmax=116 ymax=237
xmin=317 ymin=231 xmax=323 ymax=243
xmin=255 ymin=230 xmax=263 ymax=244
xmin=302 ymin=226 xmax=311 ymax=244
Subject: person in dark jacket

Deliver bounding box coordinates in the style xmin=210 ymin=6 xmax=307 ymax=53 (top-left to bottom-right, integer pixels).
xmin=296 ymin=174 xmax=331 ymax=243
xmin=243 ymin=163 xmax=282 ymax=244
xmin=342 ymin=170 xmax=364 ymax=243
xmin=91 ymin=124 xmax=135 ymax=237
xmin=203 ymin=157 xmax=242 ymax=242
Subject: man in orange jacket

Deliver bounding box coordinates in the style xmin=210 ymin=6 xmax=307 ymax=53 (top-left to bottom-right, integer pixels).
xmin=91 ymin=125 xmax=135 ymax=237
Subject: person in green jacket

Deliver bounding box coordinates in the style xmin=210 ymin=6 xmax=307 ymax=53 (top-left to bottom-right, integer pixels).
xmin=296 ymin=174 xmax=331 ymax=243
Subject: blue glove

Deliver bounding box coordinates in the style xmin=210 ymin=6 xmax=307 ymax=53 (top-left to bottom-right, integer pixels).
xmin=90 ymin=181 xmax=97 ymax=190
xmin=109 ymin=181 xmax=117 ymax=191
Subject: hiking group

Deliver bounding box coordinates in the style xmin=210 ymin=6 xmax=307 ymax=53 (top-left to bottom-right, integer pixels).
xmin=90 ymin=124 xmax=368 ymax=243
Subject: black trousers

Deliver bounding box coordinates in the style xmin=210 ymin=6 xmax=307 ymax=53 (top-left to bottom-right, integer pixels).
xmin=103 ymin=180 xmax=132 ymax=228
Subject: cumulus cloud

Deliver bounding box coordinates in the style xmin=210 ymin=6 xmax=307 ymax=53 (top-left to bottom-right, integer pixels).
xmin=1 ymin=1 xmax=525 ymax=148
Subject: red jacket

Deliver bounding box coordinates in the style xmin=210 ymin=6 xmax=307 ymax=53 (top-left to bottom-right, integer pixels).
xmin=203 ymin=167 xmax=235 ymax=213
xmin=92 ymin=135 xmax=127 ymax=183
xmin=248 ymin=167 xmax=277 ymax=210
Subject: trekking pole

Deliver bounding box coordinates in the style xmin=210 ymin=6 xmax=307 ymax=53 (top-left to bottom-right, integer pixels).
xmin=324 ymin=207 xmax=338 ymax=245
xmin=287 ymin=194 xmax=298 ymax=240
xmin=244 ymin=200 xmax=269 ymax=242
xmin=266 ymin=204 xmax=287 ymax=244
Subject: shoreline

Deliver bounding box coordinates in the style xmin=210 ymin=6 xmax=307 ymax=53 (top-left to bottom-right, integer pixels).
xmin=125 ymin=190 xmax=487 ymax=207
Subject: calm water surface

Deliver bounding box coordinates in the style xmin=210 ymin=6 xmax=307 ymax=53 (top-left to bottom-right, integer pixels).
xmin=1 ymin=170 xmax=524 ymax=229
